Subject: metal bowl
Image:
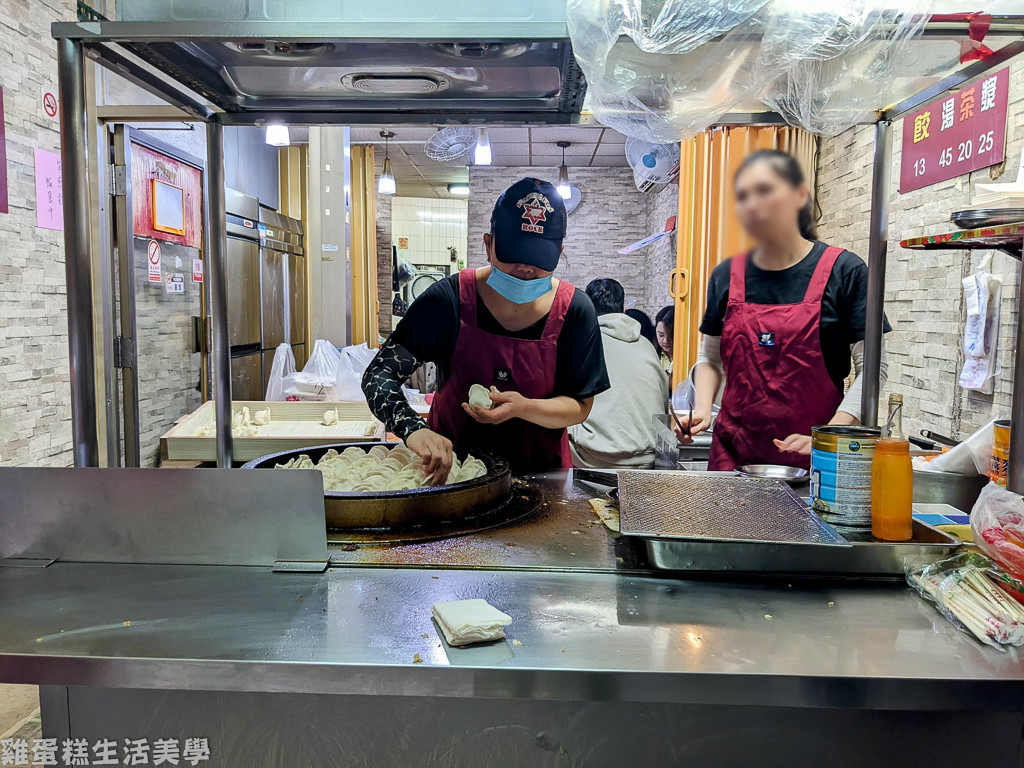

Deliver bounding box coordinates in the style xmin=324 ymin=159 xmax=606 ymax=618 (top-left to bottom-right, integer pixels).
xmin=242 ymin=442 xmax=511 ymax=530
xmin=736 ymin=464 xmax=809 ymax=485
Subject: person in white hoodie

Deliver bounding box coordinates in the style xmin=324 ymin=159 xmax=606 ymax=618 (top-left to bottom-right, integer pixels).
xmin=569 ymin=279 xmax=669 ymax=468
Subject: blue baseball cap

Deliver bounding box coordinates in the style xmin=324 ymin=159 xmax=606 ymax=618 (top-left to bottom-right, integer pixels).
xmin=489 ymin=178 xmax=567 ymax=271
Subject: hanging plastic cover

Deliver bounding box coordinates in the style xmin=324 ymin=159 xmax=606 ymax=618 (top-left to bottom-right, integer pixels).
xmin=567 ymin=0 xmax=942 ymax=141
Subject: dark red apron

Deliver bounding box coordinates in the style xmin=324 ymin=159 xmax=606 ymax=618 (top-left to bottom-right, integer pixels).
xmin=427 ymin=268 xmax=574 ymax=473
xmin=708 ymin=246 xmax=845 ymax=471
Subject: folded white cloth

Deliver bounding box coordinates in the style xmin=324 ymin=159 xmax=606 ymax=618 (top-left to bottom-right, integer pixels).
xmin=431 ymin=599 xmax=512 ymax=646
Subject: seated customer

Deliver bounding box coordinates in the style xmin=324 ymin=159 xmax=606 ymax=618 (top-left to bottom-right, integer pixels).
xmin=569 ymin=279 xmax=670 ymax=468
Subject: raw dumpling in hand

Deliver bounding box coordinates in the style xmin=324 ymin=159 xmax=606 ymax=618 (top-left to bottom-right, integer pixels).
xmin=467 ymin=384 xmax=494 ymax=410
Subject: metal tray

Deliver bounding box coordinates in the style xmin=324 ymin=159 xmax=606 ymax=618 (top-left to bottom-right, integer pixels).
xmin=644 ymin=518 xmax=960 ymax=576
xmin=243 ymin=442 xmax=511 ymax=531
xmin=950 ymin=208 xmax=1024 ymax=229
xmin=618 ymin=471 xmax=846 ymax=546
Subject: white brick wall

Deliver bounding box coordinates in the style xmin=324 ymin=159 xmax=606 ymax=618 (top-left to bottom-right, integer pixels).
xmin=817 ymin=55 xmax=1024 ymax=439
xmin=0 ymin=0 xmax=76 ymax=466
xmin=642 ymin=181 xmax=679 ymax=318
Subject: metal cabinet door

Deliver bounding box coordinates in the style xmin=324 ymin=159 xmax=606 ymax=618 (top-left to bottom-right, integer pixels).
xmin=288 ymin=254 xmax=306 ymax=344
xmin=231 ymin=352 xmax=263 ymax=401
xmin=227 ymin=236 xmax=261 ymax=347
xmin=261 ymin=248 xmax=286 ymax=348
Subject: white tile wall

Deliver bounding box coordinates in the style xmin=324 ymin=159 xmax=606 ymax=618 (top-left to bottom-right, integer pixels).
xmin=391 ymin=197 xmax=469 ymax=271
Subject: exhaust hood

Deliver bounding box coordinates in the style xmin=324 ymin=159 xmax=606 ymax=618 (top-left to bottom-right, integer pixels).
xmin=93 ymin=1 xmax=587 ymax=124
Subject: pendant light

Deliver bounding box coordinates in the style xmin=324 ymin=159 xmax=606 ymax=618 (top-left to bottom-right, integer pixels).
xmin=556 ymin=140 xmax=571 ymax=199
xmin=473 ymin=127 xmax=492 ymax=166
xmin=378 ymin=129 xmax=396 ymax=195
xmin=265 ymin=123 xmax=290 ymax=147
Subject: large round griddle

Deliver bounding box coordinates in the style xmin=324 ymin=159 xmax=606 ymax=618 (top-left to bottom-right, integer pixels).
xmin=242 ymin=442 xmax=511 ymax=531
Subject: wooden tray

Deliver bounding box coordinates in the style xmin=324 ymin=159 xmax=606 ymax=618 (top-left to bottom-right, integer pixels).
xmin=160 ymin=400 xmax=386 ymax=462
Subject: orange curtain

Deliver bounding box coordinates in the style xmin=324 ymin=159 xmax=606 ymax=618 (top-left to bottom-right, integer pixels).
xmin=671 ymin=126 xmax=816 ymax=388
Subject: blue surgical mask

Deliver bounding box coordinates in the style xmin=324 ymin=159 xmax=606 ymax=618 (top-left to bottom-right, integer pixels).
xmin=486 ymin=266 xmax=553 ymax=304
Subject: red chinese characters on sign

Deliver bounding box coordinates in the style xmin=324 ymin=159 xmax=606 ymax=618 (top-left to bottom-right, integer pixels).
xmin=900 ymin=67 xmax=1008 ymax=194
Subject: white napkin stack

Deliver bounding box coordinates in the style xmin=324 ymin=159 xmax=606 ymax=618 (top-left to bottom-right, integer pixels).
xmin=431 ymin=599 xmax=512 ymax=646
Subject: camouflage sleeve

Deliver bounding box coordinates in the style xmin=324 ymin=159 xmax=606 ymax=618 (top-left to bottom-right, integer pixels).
xmin=361 ymin=339 xmax=428 ymax=441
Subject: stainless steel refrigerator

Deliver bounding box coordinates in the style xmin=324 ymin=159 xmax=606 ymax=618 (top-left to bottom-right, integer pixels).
xmin=224 ymin=188 xmax=263 ymax=401
xmin=258 ymin=206 xmax=305 ymax=393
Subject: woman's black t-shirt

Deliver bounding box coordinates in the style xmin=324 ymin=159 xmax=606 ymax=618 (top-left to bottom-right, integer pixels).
xmin=698 ymin=241 xmax=891 ymax=390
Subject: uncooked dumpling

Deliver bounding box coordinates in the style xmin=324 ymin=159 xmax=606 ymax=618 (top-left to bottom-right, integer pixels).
xmin=253 ymin=408 xmax=272 ymax=426
xmin=467 ymin=384 xmax=494 ymax=410
xmin=322 ymin=408 xmax=339 ymax=427
xmin=273 ymin=443 xmax=488 ymax=493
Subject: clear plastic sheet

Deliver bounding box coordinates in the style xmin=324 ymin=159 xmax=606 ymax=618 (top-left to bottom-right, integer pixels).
xmin=568 ymin=0 xmax=958 ymax=140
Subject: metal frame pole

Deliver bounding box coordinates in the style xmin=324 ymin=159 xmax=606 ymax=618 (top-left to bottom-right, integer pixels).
xmin=1008 ymin=248 xmax=1024 ymax=493
xmin=205 ymin=120 xmax=233 ymax=467
xmin=861 ymin=119 xmax=891 ymax=428
xmin=57 ymin=37 xmax=99 ymax=467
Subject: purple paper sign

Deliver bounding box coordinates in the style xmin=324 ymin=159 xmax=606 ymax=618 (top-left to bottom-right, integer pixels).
xmin=34 ymin=148 xmax=63 ymax=231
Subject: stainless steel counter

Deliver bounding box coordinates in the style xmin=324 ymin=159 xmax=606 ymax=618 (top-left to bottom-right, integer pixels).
xmin=5 ymin=467 xmax=1023 ymax=764
xmin=2 ymin=561 xmax=1023 ymax=709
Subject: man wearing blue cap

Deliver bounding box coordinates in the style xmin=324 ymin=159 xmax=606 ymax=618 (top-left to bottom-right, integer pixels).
xmin=362 ymin=178 xmax=609 ymax=481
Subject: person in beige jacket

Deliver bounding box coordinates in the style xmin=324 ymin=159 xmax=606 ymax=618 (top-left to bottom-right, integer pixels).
xmin=569 ymin=279 xmax=669 ymax=469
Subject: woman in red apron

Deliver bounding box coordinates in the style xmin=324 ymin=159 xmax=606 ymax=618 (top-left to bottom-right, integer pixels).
xmin=678 ymin=150 xmax=888 ymax=470
xmin=361 ymin=178 xmax=610 ymax=481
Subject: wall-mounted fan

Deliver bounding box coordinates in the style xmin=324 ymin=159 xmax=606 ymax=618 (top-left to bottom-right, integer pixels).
xmin=625 ymin=137 xmax=680 ymax=190
xmin=425 ymin=127 xmax=477 ymax=162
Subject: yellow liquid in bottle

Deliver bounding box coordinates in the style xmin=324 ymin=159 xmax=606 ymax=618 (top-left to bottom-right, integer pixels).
xmin=871 ymin=438 xmax=913 ymax=541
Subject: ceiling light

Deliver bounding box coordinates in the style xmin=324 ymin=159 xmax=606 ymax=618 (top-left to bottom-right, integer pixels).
xmin=556 ymin=140 xmax=571 ymax=199
xmin=265 ymin=124 xmax=290 ymax=147
xmin=447 ymin=183 xmax=469 ymax=196
xmin=378 ymin=129 xmax=396 ymax=195
xmin=473 ymin=127 xmax=492 ymax=166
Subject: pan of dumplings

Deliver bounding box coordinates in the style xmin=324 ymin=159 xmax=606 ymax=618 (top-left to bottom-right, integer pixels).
xmin=242 ymin=442 xmax=511 ymax=530
xmin=160 ymin=401 xmax=386 ymax=462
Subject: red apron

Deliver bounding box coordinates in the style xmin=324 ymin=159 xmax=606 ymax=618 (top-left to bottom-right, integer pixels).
xmin=427 ymin=268 xmax=574 ymax=473
xmin=708 ymin=246 xmax=845 ymax=471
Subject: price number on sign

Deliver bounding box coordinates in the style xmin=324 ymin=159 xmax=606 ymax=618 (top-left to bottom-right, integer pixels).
xmin=913 ymin=158 xmax=926 ymax=177
xmin=938 ymin=147 xmax=953 ymax=168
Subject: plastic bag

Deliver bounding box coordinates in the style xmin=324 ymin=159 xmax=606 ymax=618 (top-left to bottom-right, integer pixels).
xmin=264 ymin=343 xmax=296 ymax=401
xmin=566 ymin=0 xmax=944 ymax=141
xmin=971 ymin=481 xmax=1024 ymax=579
xmin=907 ymin=550 xmax=1024 ymax=651
xmin=280 ymin=339 xmax=344 ymax=401
xmin=929 ymin=417 xmax=998 ymax=476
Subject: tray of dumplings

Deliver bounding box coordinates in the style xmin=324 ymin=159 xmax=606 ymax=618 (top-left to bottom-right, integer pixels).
xmin=160 ymin=400 xmax=386 ymax=462
xmin=243 ymin=442 xmax=511 ymax=530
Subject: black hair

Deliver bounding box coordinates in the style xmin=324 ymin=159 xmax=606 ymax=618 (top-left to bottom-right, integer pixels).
xmin=734 ymin=149 xmax=817 ymax=241
xmin=585 ymin=278 xmax=625 ymax=316
xmin=625 ymin=308 xmax=657 ymax=349
xmin=655 ymin=305 xmax=674 ymax=337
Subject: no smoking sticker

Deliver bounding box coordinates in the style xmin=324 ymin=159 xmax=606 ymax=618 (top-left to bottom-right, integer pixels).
xmin=40 ymin=85 xmax=58 ymax=121
xmin=147 ymin=239 xmax=162 ymax=282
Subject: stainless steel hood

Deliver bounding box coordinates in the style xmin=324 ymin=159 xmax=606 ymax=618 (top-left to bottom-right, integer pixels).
xmin=67 ymin=1 xmax=587 ymax=124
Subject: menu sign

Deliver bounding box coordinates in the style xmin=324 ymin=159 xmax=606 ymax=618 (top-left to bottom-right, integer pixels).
xmin=900 ymin=67 xmax=1008 ymax=194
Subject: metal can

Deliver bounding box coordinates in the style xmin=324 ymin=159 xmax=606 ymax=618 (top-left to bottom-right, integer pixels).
xmin=991 ymin=419 xmax=1011 ymax=487
xmin=810 ymin=425 xmax=882 ymax=530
